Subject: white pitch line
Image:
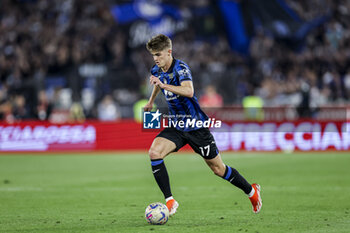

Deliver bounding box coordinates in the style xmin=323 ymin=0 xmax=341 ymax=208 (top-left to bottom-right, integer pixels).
xmin=0 ymin=187 xmax=43 ymax=192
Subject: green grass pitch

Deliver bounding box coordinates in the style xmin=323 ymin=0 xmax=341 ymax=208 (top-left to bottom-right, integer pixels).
xmin=0 ymin=152 xmax=349 ymax=233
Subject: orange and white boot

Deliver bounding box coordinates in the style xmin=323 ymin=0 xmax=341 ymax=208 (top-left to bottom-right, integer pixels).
xmin=249 ymin=183 xmax=262 ymax=213
xmin=166 ymin=198 xmax=179 ymax=216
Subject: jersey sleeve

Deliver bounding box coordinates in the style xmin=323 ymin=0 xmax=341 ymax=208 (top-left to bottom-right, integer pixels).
xmin=176 ymin=63 xmax=192 ymax=82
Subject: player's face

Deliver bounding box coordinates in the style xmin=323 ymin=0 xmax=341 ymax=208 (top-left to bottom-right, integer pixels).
xmin=151 ymin=49 xmax=172 ymax=68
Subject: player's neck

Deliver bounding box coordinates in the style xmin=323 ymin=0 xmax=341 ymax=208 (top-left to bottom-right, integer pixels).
xmin=161 ymin=57 xmax=173 ymax=72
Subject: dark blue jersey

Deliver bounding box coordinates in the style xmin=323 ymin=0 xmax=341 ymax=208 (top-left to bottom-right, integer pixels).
xmin=151 ymin=58 xmax=208 ymax=131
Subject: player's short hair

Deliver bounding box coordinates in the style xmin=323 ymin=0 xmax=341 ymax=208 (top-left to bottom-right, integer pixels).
xmin=146 ymin=34 xmax=172 ymax=52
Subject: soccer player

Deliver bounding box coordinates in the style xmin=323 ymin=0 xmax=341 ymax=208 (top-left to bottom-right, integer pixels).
xmin=144 ymin=34 xmax=262 ymax=216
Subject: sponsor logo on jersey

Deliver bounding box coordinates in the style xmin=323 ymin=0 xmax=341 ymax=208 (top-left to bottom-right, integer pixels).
xmin=163 ymin=79 xmax=179 ymax=100
xmin=178 ymin=66 xmax=190 ymax=77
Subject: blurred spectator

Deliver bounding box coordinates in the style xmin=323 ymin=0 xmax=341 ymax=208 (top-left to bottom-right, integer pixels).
xmin=12 ymin=95 xmax=30 ymax=120
xmin=199 ymin=85 xmax=223 ymax=107
xmin=97 ymin=94 xmax=120 ymax=121
xmin=69 ymin=101 xmax=85 ymax=123
xmin=343 ymin=68 xmax=350 ymax=99
xmin=36 ymin=90 xmax=53 ymax=121
xmin=81 ymin=88 xmax=95 ymax=118
xmin=242 ymin=95 xmax=264 ymax=121
xmin=0 ymin=101 xmax=15 ymax=123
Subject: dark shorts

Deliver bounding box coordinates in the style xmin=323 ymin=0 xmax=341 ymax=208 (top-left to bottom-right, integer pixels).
xmin=156 ymin=127 xmax=219 ymax=159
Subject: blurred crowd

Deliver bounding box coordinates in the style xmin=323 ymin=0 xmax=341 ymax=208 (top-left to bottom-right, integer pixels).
xmin=0 ymin=0 xmax=117 ymax=122
xmin=252 ymin=0 xmax=350 ymax=109
xmin=0 ymin=0 xmax=349 ymax=122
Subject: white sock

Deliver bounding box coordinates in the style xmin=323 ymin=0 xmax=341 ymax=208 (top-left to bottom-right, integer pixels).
xmin=248 ymin=187 xmax=255 ymax=198
xmin=165 ymin=196 xmax=174 ymax=202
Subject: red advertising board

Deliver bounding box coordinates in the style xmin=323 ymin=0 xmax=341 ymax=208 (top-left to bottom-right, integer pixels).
xmin=0 ymin=120 xmax=348 ymax=152
xmin=211 ymin=121 xmax=350 ymax=152
xmin=0 ymin=121 xmax=157 ymax=152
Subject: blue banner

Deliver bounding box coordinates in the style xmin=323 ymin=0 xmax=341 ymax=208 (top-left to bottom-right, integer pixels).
xmin=110 ymin=1 xmax=185 ymax=48
xmin=218 ymin=0 xmax=250 ymax=55
xmin=219 ymin=0 xmax=329 ymax=53
xmin=111 ymin=1 xmax=181 ymax=24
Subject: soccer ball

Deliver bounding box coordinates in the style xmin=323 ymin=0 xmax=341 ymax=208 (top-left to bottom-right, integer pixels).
xmin=145 ymin=202 xmax=169 ymax=225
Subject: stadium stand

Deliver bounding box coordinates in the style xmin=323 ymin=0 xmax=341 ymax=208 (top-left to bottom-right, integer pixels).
xmin=0 ymin=0 xmax=349 ymax=122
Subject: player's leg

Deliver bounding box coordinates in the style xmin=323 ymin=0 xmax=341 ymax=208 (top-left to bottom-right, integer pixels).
xmin=149 ymin=129 xmax=184 ymax=216
xmin=205 ymin=154 xmax=262 ymax=213
xmin=149 ymin=136 xmax=176 ymax=200
xmin=205 ymin=154 xmax=252 ymax=193
xmin=187 ymin=128 xmax=262 ymax=213
xmin=187 ymin=129 xmax=251 ymax=191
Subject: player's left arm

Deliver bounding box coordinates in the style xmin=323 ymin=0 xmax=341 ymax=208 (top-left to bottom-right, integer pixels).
xmin=150 ymin=76 xmax=194 ymax=98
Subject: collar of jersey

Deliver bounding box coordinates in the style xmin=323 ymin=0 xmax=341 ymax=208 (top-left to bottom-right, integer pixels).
xmin=163 ymin=57 xmax=176 ymax=74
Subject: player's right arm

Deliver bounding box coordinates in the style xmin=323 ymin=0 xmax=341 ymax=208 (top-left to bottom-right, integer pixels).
xmin=144 ymin=81 xmax=161 ymax=111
